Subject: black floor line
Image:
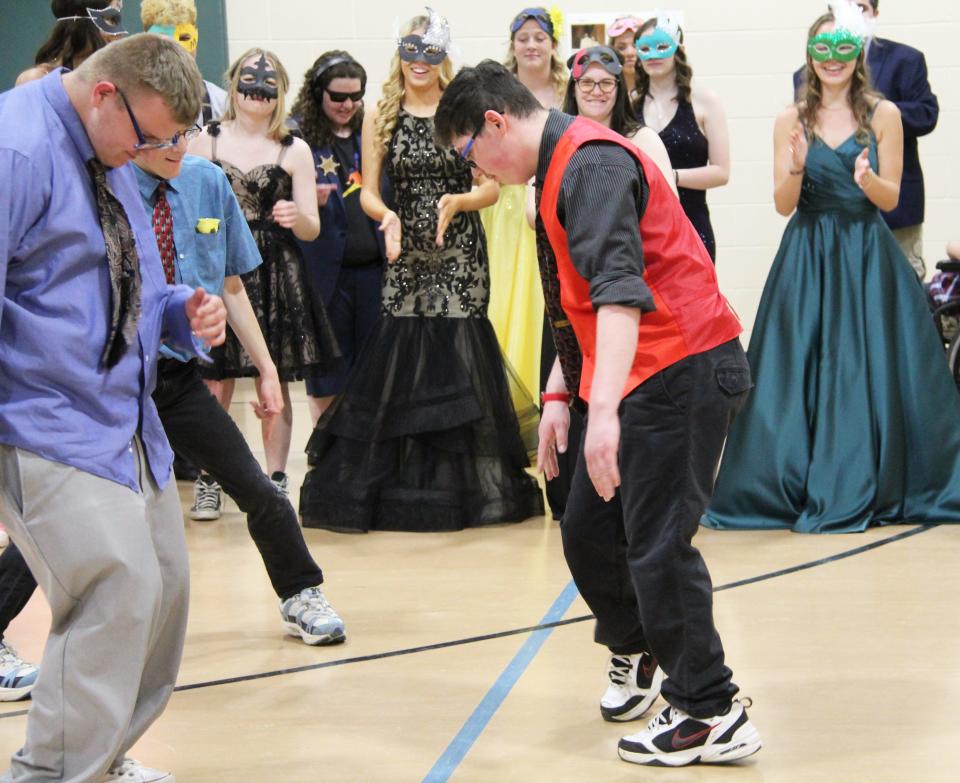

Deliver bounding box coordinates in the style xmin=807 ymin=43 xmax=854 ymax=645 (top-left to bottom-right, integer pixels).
xmin=0 ymin=524 xmax=938 ymax=721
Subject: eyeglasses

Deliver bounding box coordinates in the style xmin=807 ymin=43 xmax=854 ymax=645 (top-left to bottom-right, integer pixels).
xmin=325 ymin=88 xmax=365 ymax=103
xmin=576 ymin=78 xmax=617 ymax=95
xmin=117 ymin=88 xmax=202 ymax=151
xmin=457 ymin=127 xmax=482 ymax=169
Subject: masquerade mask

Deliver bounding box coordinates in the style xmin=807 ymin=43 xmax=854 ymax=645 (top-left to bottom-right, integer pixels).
xmin=569 ymin=46 xmax=622 ymax=80
xmin=147 ymin=23 xmax=199 ymax=55
xmin=807 ymin=30 xmax=863 ymax=62
xmin=607 ymin=15 xmax=641 ymax=39
xmin=326 ymin=88 xmax=364 ymax=103
xmin=58 ymin=6 xmax=127 ymax=37
xmin=510 ymin=7 xmax=553 ymax=37
xmin=397 ymin=35 xmax=447 ymax=65
xmin=237 ymin=55 xmax=279 ymax=101
xmin=635 ymin=27 xmax=679 ymax=61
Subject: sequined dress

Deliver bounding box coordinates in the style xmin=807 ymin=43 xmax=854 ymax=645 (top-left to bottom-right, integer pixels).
xmin=201 ymin=122 xmax=340 ymax=381
xmin=639 ymin=100 xmax=716 ymax=261
xmin=300 ymin=110 xmax=543 ymax=533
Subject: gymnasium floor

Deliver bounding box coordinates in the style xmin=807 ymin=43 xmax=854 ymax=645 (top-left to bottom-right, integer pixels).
xmin=1 ymin=383 xmax=958 ymax=782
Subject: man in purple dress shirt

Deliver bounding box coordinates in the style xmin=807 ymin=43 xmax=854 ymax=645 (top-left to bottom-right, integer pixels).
xmin=0 ymin=34 xmax=225 ymax=783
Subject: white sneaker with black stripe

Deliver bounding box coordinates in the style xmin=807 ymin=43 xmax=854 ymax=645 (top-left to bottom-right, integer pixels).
xmin=600 ymin=652 xmax=664 ymax=722
xmin=280 ymin=585 xmax=345 ymax=645
xmin=618 ymin=698 xmax=762 ymax=766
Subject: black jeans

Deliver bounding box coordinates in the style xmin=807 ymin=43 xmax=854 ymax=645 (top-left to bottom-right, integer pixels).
xmin=0 ymin=359 xmax=324 ymax=639
xmin=560 ymin=339 xmax=752 ymax=719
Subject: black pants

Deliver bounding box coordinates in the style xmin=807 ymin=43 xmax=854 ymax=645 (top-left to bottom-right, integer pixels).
xmin=0 ymin=359 xmax=324 ymax=640
xmin=560 ymin=339 xmax=751 ymax=719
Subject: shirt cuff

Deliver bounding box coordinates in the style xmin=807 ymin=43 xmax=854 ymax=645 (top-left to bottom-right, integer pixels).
xmin=589 ymin=274 xmax=656 ymax=312
xmin=162 ymin=286 xmax=214 ymax=363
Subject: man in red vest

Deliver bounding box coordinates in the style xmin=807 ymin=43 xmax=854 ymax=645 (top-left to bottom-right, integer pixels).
xmin=436 ymin=61 xmax=762 ymax=768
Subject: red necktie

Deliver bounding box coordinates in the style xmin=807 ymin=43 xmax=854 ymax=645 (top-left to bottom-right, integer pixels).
xmin=151 ymin=182 xmax=177 ymax=285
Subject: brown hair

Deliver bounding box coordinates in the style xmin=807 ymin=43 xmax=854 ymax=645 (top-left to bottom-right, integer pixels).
xmin=140 ymin=0 xmax=196 ymax=29
xmin=290 ymin=51 xmax=366 ymax=149
xmin=74 ymin=32 xmax=203 ymax=125
xmin=798 ymin=13 xmax=879 ymax=145
xmin=631 ymin=18 xmax=693 ymax=111
xmin=222 ymin=48 xmax=291 ymax=142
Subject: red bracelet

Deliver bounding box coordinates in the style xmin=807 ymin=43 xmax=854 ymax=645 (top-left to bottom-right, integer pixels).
xmin=541 ymin=392 xmax=571 ymax=405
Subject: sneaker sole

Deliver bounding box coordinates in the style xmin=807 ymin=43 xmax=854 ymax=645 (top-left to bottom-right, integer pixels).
xmin=188 ymin=509 xmax=222 ymax=521
xmin=601 ymin=668 xmax=665 ymax=722
xmin=282 ymin=621 xmax=346 ymax=646
xmin=619 ymin=729 xmax=762 ymax=767
xmin=0 ymin=684 xmax=35 ymax=702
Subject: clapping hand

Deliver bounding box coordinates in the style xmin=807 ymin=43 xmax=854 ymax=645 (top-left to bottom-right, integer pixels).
xmin=380 ymin=210 xmax=402 ymax=262
xmin=788 ymin=125 xmax=809 ymax=173
xmin=271 ymin=199 xmax=299 ymax=229
xmin=853 ymin=148 xmax=873 ymax=188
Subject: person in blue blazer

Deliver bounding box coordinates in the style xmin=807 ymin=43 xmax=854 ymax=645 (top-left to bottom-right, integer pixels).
xmin=794 ymin=0 xmax=938 ymax=278
xmin=290 ymin=51 xmax=388 ymax=424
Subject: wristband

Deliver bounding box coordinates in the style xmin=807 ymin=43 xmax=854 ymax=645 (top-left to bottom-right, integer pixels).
xmin=541 ymin=392 xmax=571 ymax=405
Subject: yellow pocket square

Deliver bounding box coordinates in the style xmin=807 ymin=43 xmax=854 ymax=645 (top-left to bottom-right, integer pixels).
xmin=195 ymin=218 xmax=220 ymax=234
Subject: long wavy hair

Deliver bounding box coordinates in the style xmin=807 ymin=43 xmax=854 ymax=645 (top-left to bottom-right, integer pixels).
xmin=290 ymin=51 xmax=367 ymax=149
xmin=35 ymin=0 xmax=113 ymax=69
xmin=631 ymin=17 xmax=694 ymax=111
xmin=562 ymin=52 xmax=639 ymax=138
xmin=504 ymin=8 xmax=567 ymax=103
xmin=221 ymin=48 xmax=291 ymax=142
xmin=798 ymin=13 xmax=879 ymax=145
xmin=373 ymin=15 xmax=455 ymax=155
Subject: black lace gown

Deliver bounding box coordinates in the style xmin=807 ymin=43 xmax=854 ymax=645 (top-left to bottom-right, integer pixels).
xmin=300 ymin=110 xmax=544 ymax=533
xmin=201 ymin=123 xmax=340 ymax=381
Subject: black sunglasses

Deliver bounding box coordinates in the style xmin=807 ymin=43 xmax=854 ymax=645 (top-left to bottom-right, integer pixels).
xmin=325 ymin=88 xmax=364 ymax=103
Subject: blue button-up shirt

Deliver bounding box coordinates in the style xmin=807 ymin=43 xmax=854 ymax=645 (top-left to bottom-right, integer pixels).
xmin=134 ymin=155 xmax=262 ymax=361
xmin=0 ymin=70 xmax=199 ymax=492
xmin=134 ymin=155 xmax=261 ymax=296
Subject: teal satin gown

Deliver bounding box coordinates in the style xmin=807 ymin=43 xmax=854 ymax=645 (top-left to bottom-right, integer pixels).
xmin=703 ymin=132 xmax=960 ymax=533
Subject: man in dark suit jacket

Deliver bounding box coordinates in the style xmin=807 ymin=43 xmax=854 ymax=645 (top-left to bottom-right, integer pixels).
xmin=794 ymin=0 xmax=939 ymax=278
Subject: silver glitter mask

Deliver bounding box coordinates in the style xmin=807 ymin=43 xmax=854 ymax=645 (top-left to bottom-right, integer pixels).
xmin=422 ymin=7 xmax=451 ymax=51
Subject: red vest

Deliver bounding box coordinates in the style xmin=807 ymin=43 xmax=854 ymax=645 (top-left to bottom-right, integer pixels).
xmin=538 ymin=117 xmax=742 ymax=403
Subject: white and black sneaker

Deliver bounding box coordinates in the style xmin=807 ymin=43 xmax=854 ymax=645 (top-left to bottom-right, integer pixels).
xmin=189 ymin=476 xmax=222 ymax=521
xmin=600 ymin=652 xmax=664 ymax=722
xmin=618 ymin=698 xmax=761 ymax=766
xmin=270 ymin=471 xmax=289 ymax=498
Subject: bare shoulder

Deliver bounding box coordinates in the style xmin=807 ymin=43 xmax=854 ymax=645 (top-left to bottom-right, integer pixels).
xmin=15 ymin=66 xmax=49 ymax=86
xmin=872 ymin=98 xmax=900 ymax=123
xmin=691 ymin=85 xmax=722 ymax=110
xmin=630 ymin=126 xmax=661 ymax=146
xmin=775 ymin=104 xmax=801 ymax=128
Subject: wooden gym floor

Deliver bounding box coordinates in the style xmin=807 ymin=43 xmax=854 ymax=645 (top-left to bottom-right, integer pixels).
xmin=1 ymin=382 xmax=958 ymax=782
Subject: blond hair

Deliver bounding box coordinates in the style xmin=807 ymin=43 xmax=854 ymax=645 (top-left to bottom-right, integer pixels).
xmin=74 ymin=32 xmax=203 ymax=125
xmin=141 ymin=0 xmax=196 ymax=29
xmin=373 ymin=15 xmax=455 ymax=154
xmin=221 ymin=48 xmax=291 ymax=142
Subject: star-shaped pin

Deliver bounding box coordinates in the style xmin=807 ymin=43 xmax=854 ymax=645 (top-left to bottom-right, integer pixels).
xmin=318 ymin=155 xmax=339 ymax=176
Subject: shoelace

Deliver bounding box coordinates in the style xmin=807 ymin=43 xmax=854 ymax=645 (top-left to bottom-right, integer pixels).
xmin=647 ymin=706 xmax=683 ymax=732
xmin=194 ymin=481 xmax=220 ymax=508
xmin=0 ymin=644 xmax=23 ymax=666
xmin=608 ymin=655 xmax=633 ymax=686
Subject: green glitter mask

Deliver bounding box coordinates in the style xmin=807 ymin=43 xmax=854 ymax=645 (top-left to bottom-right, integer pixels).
xmin=807 ymin=30 xmax=863 ymax=63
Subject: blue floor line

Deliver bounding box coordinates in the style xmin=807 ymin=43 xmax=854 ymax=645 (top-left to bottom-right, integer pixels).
xmin=421 ymin=579 xmax=580 ymax=783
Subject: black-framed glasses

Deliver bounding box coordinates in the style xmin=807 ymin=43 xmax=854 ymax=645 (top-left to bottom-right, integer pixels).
xmin=457 ymin=127 xmax=482 ymax=169
xmin=576 ymin=77 xmax=618 ymax=95
xmin=325 ymin=88 xmax=365 ymax=103
xmin=117 ymin=88 xmax=201 ymax=151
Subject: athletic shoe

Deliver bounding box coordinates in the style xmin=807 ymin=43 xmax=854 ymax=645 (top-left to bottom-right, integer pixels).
xmin=270 ymin=471 xmax=289 ymax=498
xmin=600 ymin=652 xmax=664 ymax=722
xmin=189 ymin=476 xmax=222 ymax=521
xmin=0 ymin=641 xmax=38 ymax=702
xmin=280 ymin=586 xmax=345 ymax=645
xmin=100 ymin=758 xmax=173 ymax=782
xmin=618 ymin=698 xmax=762 ymax=766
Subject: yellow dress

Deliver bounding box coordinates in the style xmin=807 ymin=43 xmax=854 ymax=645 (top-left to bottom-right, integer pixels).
xmin=481 ymin=184 xmax=544 ymax=402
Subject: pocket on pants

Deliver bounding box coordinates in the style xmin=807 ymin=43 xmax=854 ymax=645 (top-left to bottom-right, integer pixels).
xmin=715 ymin=365 xmax=752 ymax=397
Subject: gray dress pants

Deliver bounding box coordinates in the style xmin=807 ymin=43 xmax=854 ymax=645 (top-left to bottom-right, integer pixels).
xmin=0 ymin=441 xmax=189 ymax=782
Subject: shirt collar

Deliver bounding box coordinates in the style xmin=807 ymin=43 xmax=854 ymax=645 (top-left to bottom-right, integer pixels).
xmin=41 ymin=68 xmax=96 ymax=164
xmin=535 ymin=109 xmax=575 ymax=189
xmin=133 ymin=162 xmax=177 ymax=203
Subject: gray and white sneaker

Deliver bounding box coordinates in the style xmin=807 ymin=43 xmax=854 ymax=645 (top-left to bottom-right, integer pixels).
xmin=189 ymin=476 xmax=222 ymax=521
xmin=100 ymin=757 xmax=174 ymax=782
xmin=270 ymin=471 xmax=289 ymax=498
xmin=280 ymin=585 xmax=345 ymax=645
xmin=0 ymin=641 xmax=39 ymax=702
